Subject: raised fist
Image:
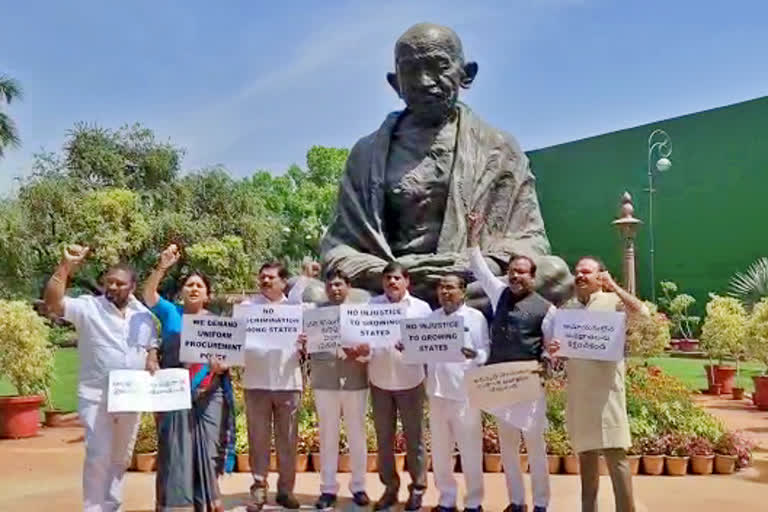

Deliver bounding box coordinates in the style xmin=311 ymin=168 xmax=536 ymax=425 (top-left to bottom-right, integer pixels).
xmin=63 ymin=244 xmax=90 ymax=267
xmin=158 ymin=244 xmax=181 ymax=270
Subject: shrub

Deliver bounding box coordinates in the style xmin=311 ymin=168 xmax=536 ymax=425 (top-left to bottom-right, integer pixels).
xmin=689 ymin=436 xmax=714 ymax=457
xmin=626 ymin=301 xmax=671 ymax=358
xmin=715 ymin=431 xmax=754 ymax=469
xmin=700 ymin=295 xmax=747 ymax=364
xmin=482 ymin=422 xmax=500 ymax=454
xmin=638 ymin=435 xmax=667 ymax=456
xmin=134 ymin=413 xmax=157 ymax=453
xmin=235 ymin=411 xmax=249 ymax=454
xmin=664 ymin=432 xmax=692 ymax=457
xmin=658 ymin=281 xmax=700 ymax=338
xmin=0 ymin=300 xmax=55 ymax=398
xmin=544 ymin=427 xmax=571 ymax=456
xmin=746 ymin=298 xmax=768 ymax=374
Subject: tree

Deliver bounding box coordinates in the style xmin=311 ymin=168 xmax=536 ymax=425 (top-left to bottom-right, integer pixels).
xmin=0 ymin=74 xmax=23 ymax=158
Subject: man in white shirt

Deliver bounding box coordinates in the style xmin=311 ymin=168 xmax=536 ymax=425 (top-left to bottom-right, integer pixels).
xmin=425 ymin=273 xmax=489 ymax=512
xmin=43 ymin=245 xmax=158 ymax=512
xmin=239 ymin=261 xmax=307 ymax=511
xmin=467 ymin=214 xmax=555 ymax=512
xmin=353 ymin=262 xmax=432 ymax=511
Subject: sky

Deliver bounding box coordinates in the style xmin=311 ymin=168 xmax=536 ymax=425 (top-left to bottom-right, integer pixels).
xmin=1 ymin=0 xmax=767 ymax=193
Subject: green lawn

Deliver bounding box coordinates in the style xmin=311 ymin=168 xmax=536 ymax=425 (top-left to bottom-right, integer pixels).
xmin=0 ymin=347 xmax=79 ymax=412
xmin=634 ymin=355 xmax=765 ymax=392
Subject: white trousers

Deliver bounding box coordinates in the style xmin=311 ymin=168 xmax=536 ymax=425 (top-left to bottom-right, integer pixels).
xmin=78 ymin=399 xmax=140 ymax=512
xmin=429 ymin=396 xmax=484 ymax=508
xmin=499 ymin=422 xmax=550 ymax=508
xmin=314 ymin=389 xmax=369 ymax=495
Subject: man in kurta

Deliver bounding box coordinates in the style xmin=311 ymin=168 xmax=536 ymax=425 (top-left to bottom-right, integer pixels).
xmin=319 ymin=22 xmax=571 ymax=305
xmin=548 ymin=257 xmax=648 ymax=512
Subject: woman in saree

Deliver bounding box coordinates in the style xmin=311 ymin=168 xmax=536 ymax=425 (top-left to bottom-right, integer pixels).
xmin=144 ymin=244 xmax=236 ymax=512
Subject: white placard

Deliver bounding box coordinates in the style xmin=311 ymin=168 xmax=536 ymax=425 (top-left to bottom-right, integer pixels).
xmin=234 ymin=304 xmax=303 ymax=350
xmin=553 ymin=309 xmax=626 ymax=361
xmin=465 ymin=361 xmax=544 ymax=410
xmin=303 ymin=306 xmax=341 ymax=354
xmin=400 ymin=316 xmax=465 ymax=363
xmin=340 ymin=303 xmax=405 ymax=348
xmin=107 ymin=369 xmax=192 ymax=413
xmin=180 ymin=315 xmax=247 ymax=366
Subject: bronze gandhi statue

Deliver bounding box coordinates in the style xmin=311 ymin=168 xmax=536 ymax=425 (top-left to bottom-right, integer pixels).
xmin=313 ymin=22 xmax=572 ymax=306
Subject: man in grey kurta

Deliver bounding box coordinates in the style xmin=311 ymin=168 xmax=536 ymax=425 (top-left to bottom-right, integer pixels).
xmin=548 ymin=256 xmax=648 ymax=512
xmin=319 ymin=22 xmax=571 ymax=305
xmin=305 ymin=269 xmax=371 ymax=510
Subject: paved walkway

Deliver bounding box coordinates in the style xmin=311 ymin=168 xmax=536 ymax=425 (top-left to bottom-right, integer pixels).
xmin=1 ymin=395 xmax=766 ymax=511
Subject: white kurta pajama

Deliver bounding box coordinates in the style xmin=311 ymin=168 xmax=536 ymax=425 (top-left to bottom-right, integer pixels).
xmin=64 ymin=295 xmax=158 ymax=512
xmin=426 ymin=305 xmax=490 ymax=509
xmin=469 ymin=247 xmax=555 ymax=508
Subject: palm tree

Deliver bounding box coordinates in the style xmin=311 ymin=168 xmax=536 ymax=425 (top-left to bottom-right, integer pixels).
xmin=0 ymin=74 xmax=23 ymax=158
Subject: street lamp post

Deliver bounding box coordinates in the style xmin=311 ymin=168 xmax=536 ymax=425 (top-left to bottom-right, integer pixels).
xmin=613 ymin=192 xmax=643 ymax=295
xmin=646 ymin=129 xmax=672 ymax=301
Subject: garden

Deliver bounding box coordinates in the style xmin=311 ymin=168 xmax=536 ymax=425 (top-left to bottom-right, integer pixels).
xmin=2 ymin=267 xmax=768 ymax=479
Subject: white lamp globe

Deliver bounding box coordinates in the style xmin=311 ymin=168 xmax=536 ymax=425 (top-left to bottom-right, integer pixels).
xmin=656 ymin=157 xmax=672 ymax=172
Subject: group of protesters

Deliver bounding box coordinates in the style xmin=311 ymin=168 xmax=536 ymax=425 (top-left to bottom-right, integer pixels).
xmin=43 ymin=213 xmax=646 ymax=512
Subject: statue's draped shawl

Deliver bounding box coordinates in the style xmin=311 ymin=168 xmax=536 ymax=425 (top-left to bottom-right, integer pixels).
xmin=320 ymin=104 xmax=551 ymax=281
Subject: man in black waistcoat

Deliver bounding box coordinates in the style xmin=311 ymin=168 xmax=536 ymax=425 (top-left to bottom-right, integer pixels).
xmin=467 ymin=212 xmax=556 ymax=512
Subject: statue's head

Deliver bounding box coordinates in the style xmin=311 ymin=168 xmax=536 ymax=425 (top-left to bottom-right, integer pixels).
xmin=388 ymin=23 xmax=478 ymax=125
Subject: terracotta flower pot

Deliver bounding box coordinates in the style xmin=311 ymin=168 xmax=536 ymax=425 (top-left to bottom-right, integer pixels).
xmin=519 ymin=453 xmax=529 ymax=473
xmin=704 ymin=364 xmax=719 ymax=391
xmin=714 ymin=366 xmax=737 ymax=394
xmin=714 ymin=454 xmax=737 ymax=474
xmin=753 ymin=376 xmax=768 ymax=411
xmin=295 ymin=454 xmax=309 ymax=472
xmin=310 ymin=453 xmax=321 ymax=472
xmin=598 ymin=455 xmax=609 ymax=475
xmin=44 ymin=409 xmax=78 ymax=428
xmin=547 ymin=455 xmax=561 ymax=474
xmin=135 ymin=452 xmax=157 ymax=472
xmin=642 ymin=455 xmax=665 ymax=475
xmin=338 ymin=453 xmax=352 ymax=473
xmin=269 ymin=452 xmax=278 ymax=472
xmin=691 ymin=454 xmax=714 ymax=475
xmin=484 ymin=453 xmax=502 ymax=473
xmin=708 ymin=383 xmax=722 ymax=396
xmin=732 ymin=387 xmax=745 ymax=400
xmin=563 ymin=454 xmax=580 ymax=474
xmin=366 ymin=453 xmax=377 ymax=472
xmin=0 ymin=395 xmax=44 ymax=439
xmin=129 ymin=453 xmax=137 ymax=471
xmin=237 ymin=454 xmax=251 ymax=473
xmin=395 ymin=453 xmax=406 ymax=473
xmin=665 ymin=456 xmax=689 ymax=476
xmin=678 ymin=339 xmax=700 ymax=352
xmin=627 ymin=455 xmax=641 ymax=475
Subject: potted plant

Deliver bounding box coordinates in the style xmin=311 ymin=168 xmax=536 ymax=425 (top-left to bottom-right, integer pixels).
xmin=393 ymin=429 xmax=407 ymax=473
xmin=0 ymin=300 xmax=55 ymax=439
xmin=366 ymin=419 xmax=378 ymax=472
xmin=482 ymin=421 xmax=502 ymax=472
xmin=700 ymin=295 xmax=747 ymax=394
xmin=626 ymin=301 xmax=671 ymax=361
xmin=235 ymin=412 xmax=251 ymax=472
xmin=337 ymin=430 xmax=351 ymax=473
xmin=299 ymin=426 xmax=316 ymax=472
xmin=658 ymin=282 xmax=701 ymax=352
xmin=664 ymin=433 xmax=691 ymax=476
xmin=544 ymin=427 xmax=568 ymax=474
xmin=626 ymin=438 xmax=643 ymax=475
xmin=714 ymin=431 xmax=754 ymax=474
xmin=689 ymin=436 xmax=715 ymax=475
xmin=746 ymin=298 xmax=768 ymax=410
xmin=640 ymin=436 xmax=666 ymax=475
xmin=134 ymin=413 xmax=158 ymax=472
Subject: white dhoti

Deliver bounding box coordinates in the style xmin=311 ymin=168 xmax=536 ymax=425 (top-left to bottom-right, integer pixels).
xmin=489 ymin=396 xmax=550 ymax=508
xmin=78 ymin=399 xmax=140 ymax=512
xmin=429 ymin=396 xmax=484 ymax=509
xmin=314 ymin=389 xmax=369 ymax=495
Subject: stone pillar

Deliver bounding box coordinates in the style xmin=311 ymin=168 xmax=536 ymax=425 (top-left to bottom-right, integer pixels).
xmin=612 ymin=192 xmax=643 ymax=295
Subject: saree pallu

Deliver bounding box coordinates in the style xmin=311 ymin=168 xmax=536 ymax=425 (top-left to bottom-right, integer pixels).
xmin=156 ymin=366 xmax=236 ymax=512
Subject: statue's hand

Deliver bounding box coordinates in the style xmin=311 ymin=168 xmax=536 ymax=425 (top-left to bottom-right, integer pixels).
xmin=397 ymin=253 xmax=459 ymax=270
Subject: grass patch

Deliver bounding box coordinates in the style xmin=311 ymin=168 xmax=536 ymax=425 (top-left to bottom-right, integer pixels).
xmin=632 ymin=355 xmax=765 ymax=392
xmin=0 ymin=347 xmax=79 ymax=412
